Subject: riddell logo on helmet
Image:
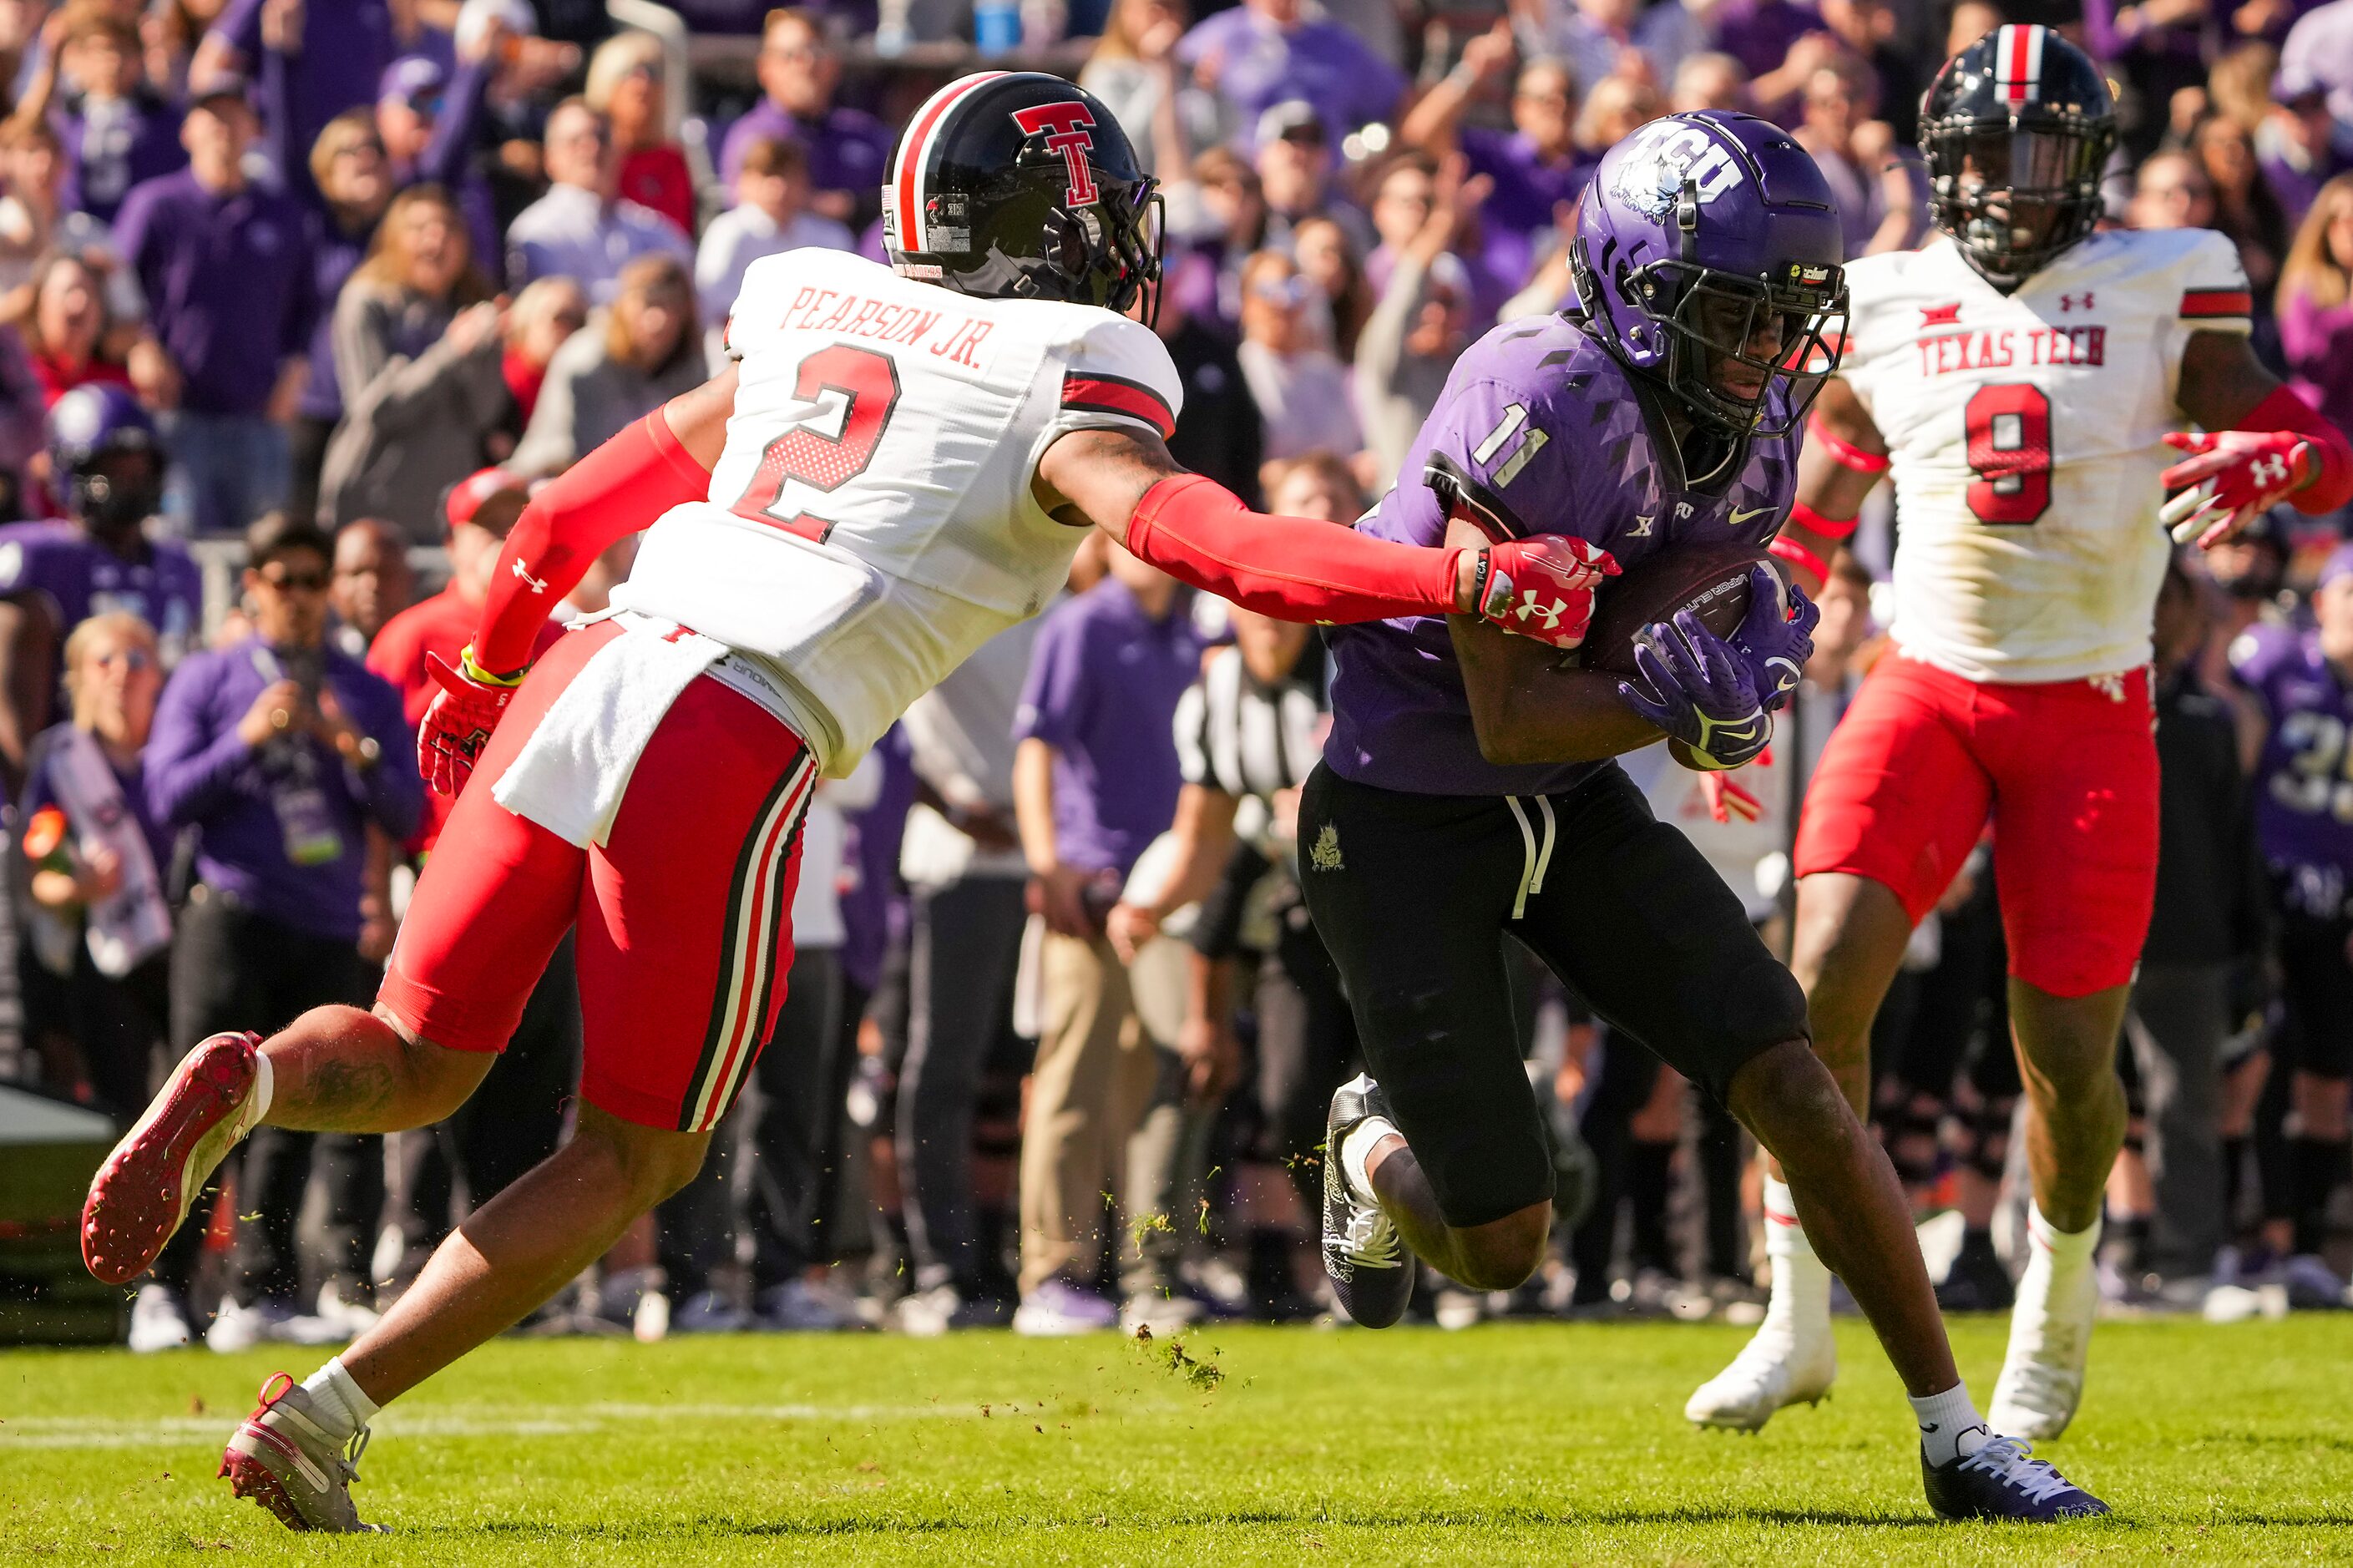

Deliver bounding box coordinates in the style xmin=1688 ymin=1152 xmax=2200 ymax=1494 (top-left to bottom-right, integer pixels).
xmin=1011 ymin=102 xmax=1101 ymax=207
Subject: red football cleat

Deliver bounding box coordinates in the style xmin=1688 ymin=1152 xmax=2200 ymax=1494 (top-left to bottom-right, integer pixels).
xmin=81 ymin=1030 xmax=265 ymax=1285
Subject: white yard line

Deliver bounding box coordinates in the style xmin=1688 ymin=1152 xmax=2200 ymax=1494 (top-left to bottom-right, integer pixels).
xmin=0 ymin=1399 xmax=1045 ymax=1449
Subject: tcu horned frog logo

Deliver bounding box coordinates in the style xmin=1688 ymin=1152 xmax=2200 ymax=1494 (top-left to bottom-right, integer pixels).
xmin=1608 ymin=119 xmax=1744 ymax=220
xmin=1012 ymin=101 xmax=1100 ymax=207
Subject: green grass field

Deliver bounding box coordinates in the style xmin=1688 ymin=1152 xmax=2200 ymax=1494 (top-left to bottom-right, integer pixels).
xmin=1 ymin=1316 xmax=2347 ymax=1564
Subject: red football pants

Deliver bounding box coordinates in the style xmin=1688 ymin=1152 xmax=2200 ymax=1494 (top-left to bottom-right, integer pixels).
xmin=378 ymin=620 xmax=816 ymax=1131
xmin=1794 ymin=653 xmax=2158 ymax=999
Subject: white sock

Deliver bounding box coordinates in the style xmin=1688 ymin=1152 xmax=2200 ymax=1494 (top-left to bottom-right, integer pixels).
xmin=244 ymin=1052 xmax=274 ymax=1131
xmin=1909 ymin=1383 xmax=1991 ymax=1465
xmin=299 ymin=1357 xmax=380 ymax=1446
xmin=2027 ymin=1202 xmax=2101 ymax=1276
xmin=1339 ymin=1116 xmax=1399 ymax=1201
xmin=1761 ymin=1177 xmax=1829 ymax=1336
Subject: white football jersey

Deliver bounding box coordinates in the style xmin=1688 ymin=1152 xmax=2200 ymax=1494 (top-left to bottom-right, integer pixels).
xmin=1836 ymin=228 xmax=2252 ymax=683
xmin=612 ymin=248 xmax=1182 ymax=773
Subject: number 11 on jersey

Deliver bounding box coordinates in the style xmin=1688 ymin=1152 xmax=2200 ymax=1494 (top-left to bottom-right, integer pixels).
xmin=731 ymin=345 xmax=906 ymax=543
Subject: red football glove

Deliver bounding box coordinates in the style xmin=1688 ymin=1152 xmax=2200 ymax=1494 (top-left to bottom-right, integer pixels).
xmin=419 ymin=646 xmax=526 ymax=799
xmin=1472 ymin=536 xmax=1621 ymax=649
xmin=2160 ymin=429 xmax=2313 ymax=548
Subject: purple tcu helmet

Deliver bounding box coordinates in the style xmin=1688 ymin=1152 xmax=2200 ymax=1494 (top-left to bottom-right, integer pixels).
xmin=47 ymin=382 xmax=164 ymax=534
xmin=1570 ymin=110 xmax=1847 ymax=437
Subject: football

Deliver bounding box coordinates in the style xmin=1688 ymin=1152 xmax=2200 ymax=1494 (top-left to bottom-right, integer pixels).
xmin=1581 ymin=540 xmax=1789 ymax=676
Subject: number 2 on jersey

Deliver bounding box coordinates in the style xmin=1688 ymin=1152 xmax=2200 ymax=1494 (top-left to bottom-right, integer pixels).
xmin=1963 ymin=383 xmax=2052 ymax=524
xmin=731 ymin=344 xmax=903 ymax=542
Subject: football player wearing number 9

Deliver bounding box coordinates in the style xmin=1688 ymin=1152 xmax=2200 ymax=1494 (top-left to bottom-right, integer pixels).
xmin=1689 ymin=26 xmax=2353 ymax=1449
xmin=1305 ymin=109 xmax=2103 ymax=1521
xmin=75 ymin=73 xmax=1613 ymax=1534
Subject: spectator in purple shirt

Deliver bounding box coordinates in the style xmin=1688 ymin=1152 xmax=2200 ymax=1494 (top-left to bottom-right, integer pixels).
xmin=1010 ymin=549 xmax=1203 ymax=1334
xmin=115 ymin=76 xmax=318 ymax=538
xmin=717 ymin=9 xmax=893 ymax=232
xmin=1176 ymin=0 xmax=1409 ymax=150
xmin=1714 ymin=0 xmax=1829 ymax=87
xmin=1398 ymin=28 xmax=1593 ymax=296
xmin=144 ymin=512 xmax=417 ymax=1347
xmin=195 ymin=0 xmax=396 ymax=209
xmin=10 ymin=7 xmax=187 ymax=226
xmin=1403 ymin=28 xmax=1587 ymax=220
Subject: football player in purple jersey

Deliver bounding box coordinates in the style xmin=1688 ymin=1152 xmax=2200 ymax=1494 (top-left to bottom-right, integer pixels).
xmin=1306 ymin=110 xmax=2106 ymax=1520
xmin=2229 ymin=542 xmax=2353 ymax=1308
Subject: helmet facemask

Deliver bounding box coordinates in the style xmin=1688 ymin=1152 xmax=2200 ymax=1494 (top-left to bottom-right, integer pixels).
xmin=69 ymin=447 xmax=162 ymax=541
xmin=1045 ymin=179 xmax=1163 ymax=325
xmin=1648 ymin=259 xmax=1846 ymax=437
xmin=1580 ymin=187 xmax=1846 ymax=440
xmin=1925 ymin=119 xmax=2112 ymax=288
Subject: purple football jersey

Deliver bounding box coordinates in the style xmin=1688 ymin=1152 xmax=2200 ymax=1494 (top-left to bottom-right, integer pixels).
xmin=1325 ymin=315 xmax=1800 ymax=797
xmin=0 ymin=521 xmax=203 ymax=665
xmin=2231 ymin=621 xmax=2353 ymax=895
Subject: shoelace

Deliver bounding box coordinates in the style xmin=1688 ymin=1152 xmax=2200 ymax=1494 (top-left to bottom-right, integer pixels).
xmin=342 ymin=1424 xmax=371 ymax=1484
xmin=1340 ymin=1198 xmax=1400 ymax=1268
xmin=1958 ymin=1435 xmax=2079 ymax=1506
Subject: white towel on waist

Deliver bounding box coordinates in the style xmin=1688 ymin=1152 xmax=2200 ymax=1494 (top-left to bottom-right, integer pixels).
xmin=493 ymin=611 xmax=725 ymax=849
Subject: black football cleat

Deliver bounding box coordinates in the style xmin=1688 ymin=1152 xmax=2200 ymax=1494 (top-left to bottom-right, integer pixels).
xmin=1322 ymin=1074 xmax=1413 ymax=1328
xmin=1922 ymin=1433 xmax=2110 ymax=1522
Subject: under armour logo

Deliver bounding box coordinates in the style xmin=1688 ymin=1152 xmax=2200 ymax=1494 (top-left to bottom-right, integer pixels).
xmin=2060 ymin=291 xmax=2095 ymax=312
xmin=1632 ymin=514 xmax=1656 ymax=537
xmin=1514 ymin=589 xmax=1569 ymax=630
xmin=511 ymin=559 xmax=549 ymax=594
xmin=1011 ymin=102 xmax=1101 ymax=207
xmin=1919 ymin=302 xmax=1962 ymax=327
xmin=2251 ymin=454 xmax=2290 ymax=487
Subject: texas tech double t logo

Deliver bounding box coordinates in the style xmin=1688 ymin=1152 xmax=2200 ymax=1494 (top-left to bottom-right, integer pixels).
xmin=1012 ymin=102 xmax=1101 ymax=208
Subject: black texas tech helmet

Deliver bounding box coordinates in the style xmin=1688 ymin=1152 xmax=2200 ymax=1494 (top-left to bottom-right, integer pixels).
xmin=883 ymin=72 xmax=1161 ymax=320
xmin=1920 ymin=25 xmax=2116 ymax=291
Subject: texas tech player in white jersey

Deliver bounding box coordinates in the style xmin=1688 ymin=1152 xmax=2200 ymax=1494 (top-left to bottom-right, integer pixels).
xmin=1694 ymin=23 xmax=2353 ymax=1464
xmin=615 ymin=245 xmax=1182 ymax=774
xmin=1834 ymin=225 xmax=2250 ymax=682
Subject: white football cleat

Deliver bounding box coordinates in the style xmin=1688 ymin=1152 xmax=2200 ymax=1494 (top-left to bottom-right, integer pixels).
xmin=1988 ymin=1225 xmax=2100 ymax=1441
xmin=1685 ymin=1311 xmax=1836 ymax=1432
xmin=127 ymin=1284 xmax=193 ymax=1353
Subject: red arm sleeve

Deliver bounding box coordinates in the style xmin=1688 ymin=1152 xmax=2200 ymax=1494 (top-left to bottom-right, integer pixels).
xmin=1126 ymin=474 xmax=1460 ymax=625
xmin=2242 ymin=383 xmax=2353 ymax=517
xmin=473 ymin=412 xmax=715 ymax=675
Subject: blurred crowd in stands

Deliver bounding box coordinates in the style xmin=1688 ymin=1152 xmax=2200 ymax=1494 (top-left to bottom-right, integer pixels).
xmin=2 ymin=0 xmax=2350 ymax=1348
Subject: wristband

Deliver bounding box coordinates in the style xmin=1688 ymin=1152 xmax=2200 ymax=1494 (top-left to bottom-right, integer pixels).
xmin=458 ymin=643 xmax=529 ymax=688
xmin=1769 ymin=534 xmax=1829 ymax=586
xmin=1788 ymin=499 xmax=1859 ymax=540
xmin=1809 ymin=417 xmax=1890 ymax=474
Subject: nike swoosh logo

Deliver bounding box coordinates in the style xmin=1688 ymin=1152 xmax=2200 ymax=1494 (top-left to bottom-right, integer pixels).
xmin=1920 ymin=1423 xmax=1941 ymax=1434
xmin=1729 ymin=507 xmax=1769 ymax=526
